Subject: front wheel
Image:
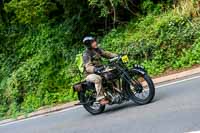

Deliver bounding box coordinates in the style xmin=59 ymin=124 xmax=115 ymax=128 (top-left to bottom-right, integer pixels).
xmin=125 ymin=73 xmax=155 ymax=105
xmin=78 ymin=91 xmax=105 ymax=115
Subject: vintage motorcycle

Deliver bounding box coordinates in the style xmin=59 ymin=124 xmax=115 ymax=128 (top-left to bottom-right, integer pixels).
xmin=73 ymin=55 xmax=155 ymax=115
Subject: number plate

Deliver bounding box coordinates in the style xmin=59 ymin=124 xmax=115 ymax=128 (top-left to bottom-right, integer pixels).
xmin=121 ymin=55 xmax=129 ymax=63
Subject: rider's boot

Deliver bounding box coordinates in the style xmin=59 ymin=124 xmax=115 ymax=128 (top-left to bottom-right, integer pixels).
xmin=99 ymin=98 xmax=109 ymax=105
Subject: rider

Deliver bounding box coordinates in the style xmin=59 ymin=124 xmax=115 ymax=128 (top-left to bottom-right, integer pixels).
xmin=82 ymin=36 xmax=118 ymax=105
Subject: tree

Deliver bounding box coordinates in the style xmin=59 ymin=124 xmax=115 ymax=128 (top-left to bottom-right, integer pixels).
xmin=0 ymin=0 xmax=8 ymax=24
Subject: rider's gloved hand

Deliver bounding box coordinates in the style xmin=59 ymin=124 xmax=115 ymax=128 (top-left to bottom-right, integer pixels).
xmin=94 ymin=66 xmax=105 ymax=74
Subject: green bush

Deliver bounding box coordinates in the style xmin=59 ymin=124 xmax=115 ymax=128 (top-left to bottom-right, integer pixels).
xmin=101 ymin=12 xmax=200 ymax=75
xmin=1 ymin=1 xmax=200 ymax=119
xmin=0 ymin=24 xmax=80 ymax=117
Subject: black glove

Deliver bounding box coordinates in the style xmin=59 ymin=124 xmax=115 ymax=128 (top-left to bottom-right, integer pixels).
xmin=94 ymin=66 xmax=105 ymax=74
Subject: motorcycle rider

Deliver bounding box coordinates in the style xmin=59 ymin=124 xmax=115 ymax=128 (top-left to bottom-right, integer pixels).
xmin=82 ymin=36 xmax=118 ymax=105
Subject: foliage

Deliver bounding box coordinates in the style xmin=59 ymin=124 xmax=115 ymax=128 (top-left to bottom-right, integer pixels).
xmin=4 ymin=0 xmax=53 ymax=25
xmin=0 ymin=0 xmax=200 ymax=119
xmin=0 ymin=24 xmax=80 ymax=117
xmin=173 ymin=0 xmax=200 ymax=17
xmin=101 ymin=12 xmax=200 ymax=75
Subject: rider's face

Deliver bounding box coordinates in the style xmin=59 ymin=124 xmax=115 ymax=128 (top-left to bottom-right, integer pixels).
xmin=91 ymin=41 xmax=98 ymax=49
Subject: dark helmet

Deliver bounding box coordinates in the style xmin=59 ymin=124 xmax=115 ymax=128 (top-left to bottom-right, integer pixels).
xmin=83 ymin=36 xmax=96 ymax=48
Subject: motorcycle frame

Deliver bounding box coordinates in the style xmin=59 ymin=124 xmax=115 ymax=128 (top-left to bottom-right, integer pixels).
xmin=107 ymin=59 xmax=147 ymax=98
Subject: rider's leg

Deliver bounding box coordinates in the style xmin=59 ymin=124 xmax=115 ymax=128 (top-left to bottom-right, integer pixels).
xmin=86 ymin=74 xmax=105 ymax=101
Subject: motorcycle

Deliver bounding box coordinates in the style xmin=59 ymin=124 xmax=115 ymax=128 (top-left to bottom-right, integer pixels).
xmin=73 ymin=55 xmax=155 ymax=115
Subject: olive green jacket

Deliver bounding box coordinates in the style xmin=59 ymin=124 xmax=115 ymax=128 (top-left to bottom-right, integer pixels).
xmin=83 ymin=48 xmax=117 ymax=74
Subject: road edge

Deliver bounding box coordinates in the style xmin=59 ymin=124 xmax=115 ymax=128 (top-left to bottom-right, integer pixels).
xmin=1 ymin=66 xmax=200 ymax=125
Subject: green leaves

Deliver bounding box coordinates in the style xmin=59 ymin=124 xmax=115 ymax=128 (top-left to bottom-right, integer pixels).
xmin=101 ymin=12 xmax=200 ymax=75
xmin=0 ymin=24 xmax=78 ymax=118
xmin=0 ymin=0 xmax=200 ymax=119
xmin=4 ymin=0 xmax=47 ymax=25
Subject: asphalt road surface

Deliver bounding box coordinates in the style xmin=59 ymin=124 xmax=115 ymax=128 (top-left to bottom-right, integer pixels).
xmin=1 ymin=75 xmax=200 ymax=133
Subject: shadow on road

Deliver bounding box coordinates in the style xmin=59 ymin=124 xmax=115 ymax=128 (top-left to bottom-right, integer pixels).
xmin=104 ymin=102 xmax=137 ymax=114
xmin=103 ymin=100 xmax=156 ymax=114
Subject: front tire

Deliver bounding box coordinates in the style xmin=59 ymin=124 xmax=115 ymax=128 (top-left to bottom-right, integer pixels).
xmin=125 ymin=73 xmax=155 ymax=105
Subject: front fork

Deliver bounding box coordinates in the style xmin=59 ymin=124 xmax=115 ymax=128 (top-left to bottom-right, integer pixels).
xmin=121 ymin=68 xmax=145 ymax=94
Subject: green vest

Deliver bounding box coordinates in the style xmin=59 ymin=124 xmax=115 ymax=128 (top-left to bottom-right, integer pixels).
xmin=75 ymin=53 xmax=84 ymax=73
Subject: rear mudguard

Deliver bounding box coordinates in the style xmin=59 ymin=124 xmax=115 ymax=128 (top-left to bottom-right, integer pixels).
xmin=73 ymin=81 xmax=95 ymax=92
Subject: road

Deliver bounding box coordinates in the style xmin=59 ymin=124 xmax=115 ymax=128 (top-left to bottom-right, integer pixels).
xmin=0 ymin=75 xmax=200 ymax=133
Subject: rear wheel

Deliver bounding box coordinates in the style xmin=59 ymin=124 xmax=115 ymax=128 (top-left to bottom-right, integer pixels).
xmin=78 ymin=90 xmax=105 ymax=115
xmin=125 ymin=73 xmax=155 ymax=105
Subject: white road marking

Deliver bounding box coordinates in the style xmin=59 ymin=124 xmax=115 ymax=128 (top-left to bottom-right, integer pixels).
xmin=0 ymin=75 xmax=200 ymax=127
xmin=0 ymin=106 xmax=81 ymax=127
xmin=186 ymin=131 xmax=200 ymax=133
xmin=156 ymin=75 xmax=200 ymax=88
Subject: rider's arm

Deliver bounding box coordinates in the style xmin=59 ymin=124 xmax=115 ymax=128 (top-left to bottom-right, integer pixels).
xmin=83 ymin=53 xmax=95 ymax=73
xmin=100 ymin=49 xmax=118 ymax=59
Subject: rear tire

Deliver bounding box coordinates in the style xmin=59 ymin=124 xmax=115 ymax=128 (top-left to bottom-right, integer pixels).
xmin=78 ymin=92 xmax=105 ymax=115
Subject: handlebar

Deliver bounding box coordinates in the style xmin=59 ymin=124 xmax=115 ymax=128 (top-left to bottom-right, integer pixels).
xmin=109 ymin=56 xmax=120 ymax=62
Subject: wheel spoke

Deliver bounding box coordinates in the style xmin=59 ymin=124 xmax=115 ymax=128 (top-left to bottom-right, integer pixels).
xmin=127 ymin=73 xmax=155 ymax=105
xmin=129 ymin=76 xmax=151 ymax=100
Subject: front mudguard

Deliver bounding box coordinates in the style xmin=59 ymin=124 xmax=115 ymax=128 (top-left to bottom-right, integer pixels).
xmin=131 ymin=64 xmax=147 ymax=76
